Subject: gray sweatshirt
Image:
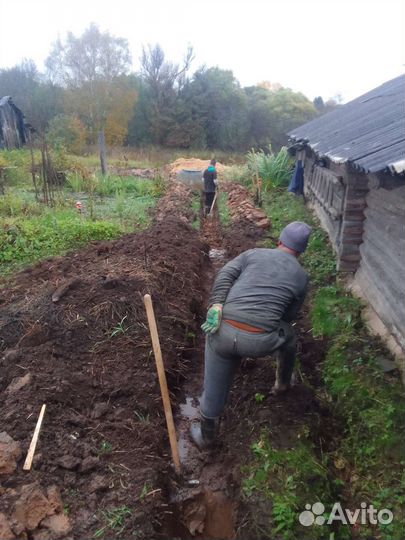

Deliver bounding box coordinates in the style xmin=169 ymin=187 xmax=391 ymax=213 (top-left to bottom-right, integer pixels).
xmin=210 ymin=248 xmax=308 ymax=332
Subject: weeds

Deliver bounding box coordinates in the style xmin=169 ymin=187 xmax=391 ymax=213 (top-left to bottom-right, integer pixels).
xmin=110 ymin=316 xmax=129 ymax=338
xmin=99 ymin=440 xmax=113 ymax=454
xmin=311 ymin=286 xmax=362 ymax=337
xmin=134 ymin=410 xmax=150 ymax=423
xmin=139 ymin=481 xmax=153 ymax=501
xmin=217 ymin=191 xmax=231 ymax=225
xmin=0 ymin=211 xmax=121 ymax=275
xmin=243 ymin=434 xmax=333 ymax=539
xmin=94 ymin=505 xmax=132 ymax=537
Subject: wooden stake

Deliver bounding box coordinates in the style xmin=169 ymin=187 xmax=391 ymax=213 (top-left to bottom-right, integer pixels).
xmin=23 ymin=404 xmax=46 ymax=471
xmin=143 ymin=294 xmax=181 ymax=475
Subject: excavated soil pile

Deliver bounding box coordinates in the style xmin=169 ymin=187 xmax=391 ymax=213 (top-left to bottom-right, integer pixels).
xmin=0 ymin=182 xmax=209 ymax=539
xmin=166 ymin=159 xmax=229 ymax=179
xmin=221 ymin=182 xmax=271 ymax=259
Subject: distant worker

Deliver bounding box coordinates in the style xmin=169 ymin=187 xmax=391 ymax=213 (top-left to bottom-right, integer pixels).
xmin=202 ymin=159 xmax=218 ymax=216
xmin=190 ymin=221 xmax=312 ymax=449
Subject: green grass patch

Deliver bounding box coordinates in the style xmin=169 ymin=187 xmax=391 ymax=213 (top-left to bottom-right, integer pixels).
xmin=243 ymin=434 xmax=334 ymax=539
xmin=311 ymin=285 xmax=362 ymax=337
xmin=217 ymin=191 xmax=231 ymax=226
xmin=322 ymin=334 xmax=405 ymax=540
xmin=0 ymin=210 xmax=121 ymax=275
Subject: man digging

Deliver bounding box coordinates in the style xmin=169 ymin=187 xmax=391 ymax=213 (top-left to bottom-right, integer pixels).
xmin=202 ymin=159 xmax=218 ymax=216
xmin=191 ymin=221 xmax=312 ymax=449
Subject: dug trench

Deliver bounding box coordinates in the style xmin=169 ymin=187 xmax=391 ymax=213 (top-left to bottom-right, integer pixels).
xmin=160 ymin=184 xmax=341 ymax=540
xmin=0 ymin=178 xmax=340 ymax=539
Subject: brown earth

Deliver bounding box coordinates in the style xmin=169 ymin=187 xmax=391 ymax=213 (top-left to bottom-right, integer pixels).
xmin=0 ymin=172 xmax=331 ymax=540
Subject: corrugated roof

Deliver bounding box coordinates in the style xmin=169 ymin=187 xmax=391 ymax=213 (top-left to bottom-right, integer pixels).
xmin=288 ymin=75 xmax=405 ymax=174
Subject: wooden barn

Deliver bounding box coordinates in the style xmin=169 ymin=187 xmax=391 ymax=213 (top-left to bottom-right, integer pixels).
xmin=0 ymin=96 xmax=28 ymax=149
xmin=288 ymin=75 xmax=405 ymax=358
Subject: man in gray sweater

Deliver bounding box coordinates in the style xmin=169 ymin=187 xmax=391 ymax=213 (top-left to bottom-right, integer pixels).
xmin=191 ymin=221 xmax=312 ymax=449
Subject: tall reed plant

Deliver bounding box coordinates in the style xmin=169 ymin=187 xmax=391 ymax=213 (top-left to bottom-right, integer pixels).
xmin=247 ymin=145 xmax=294 ymax=190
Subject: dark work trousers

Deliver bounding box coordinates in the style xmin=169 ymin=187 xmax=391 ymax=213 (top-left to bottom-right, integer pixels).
xmin=204 ymin=191 xmax=216 ymax=215
xmin=200 ymin=320 xmax=296 ymax=419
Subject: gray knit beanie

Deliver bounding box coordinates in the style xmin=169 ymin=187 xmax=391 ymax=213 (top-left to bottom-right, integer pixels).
xmin=280 ymin=221 xmax=312 ymax=253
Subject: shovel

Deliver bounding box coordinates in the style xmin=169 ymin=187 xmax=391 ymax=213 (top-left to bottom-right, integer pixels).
xmin=143 ymin=294 xmax=181 ymax=475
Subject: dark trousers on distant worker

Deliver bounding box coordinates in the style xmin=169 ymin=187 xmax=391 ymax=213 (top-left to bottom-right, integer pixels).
xmin=204 ymin=191 xmax=216 ymax=216
xmin=200 ymin=320 xmax=296 ymax=419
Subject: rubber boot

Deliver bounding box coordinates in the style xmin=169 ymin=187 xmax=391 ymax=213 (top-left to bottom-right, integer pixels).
xmin=190 ymin=415 xmax=219 ymax=450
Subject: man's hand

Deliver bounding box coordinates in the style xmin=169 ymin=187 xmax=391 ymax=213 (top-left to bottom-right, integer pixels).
xmin=201 ymin=304 xmax=223 ymax=334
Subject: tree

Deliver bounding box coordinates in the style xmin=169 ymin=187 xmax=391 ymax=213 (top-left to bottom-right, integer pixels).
xmin=244 ymin=86 xmax=274 ymax=148
xmin=45 ymin=23 xmax=133 ymax=172
xmin=265 ymin=88 xmax=317 ymax=149
xmin=138 ymin=43 xmax=194 ymax=145
xmin=46 ymin=114 xmax=87 ymax=154
xmin=184 ymin=67 xmax=249 ymax=151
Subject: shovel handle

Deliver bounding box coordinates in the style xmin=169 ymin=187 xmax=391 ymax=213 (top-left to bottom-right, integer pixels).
xmin=143 ymin=294 xmax=181 ymax=475
xmin=209 ymin=190 xmax=218 ymax=216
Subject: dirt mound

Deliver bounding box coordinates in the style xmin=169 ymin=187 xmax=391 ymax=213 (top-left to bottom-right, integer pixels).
xmin=222 ymin=182 xmax=270 ymax=231
xmin=167 ymin=158 xmax=229 ymax=178
xmin=0 ymin=183 xmax=209 ymax=539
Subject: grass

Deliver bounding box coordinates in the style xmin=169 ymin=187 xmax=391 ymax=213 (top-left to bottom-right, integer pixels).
xmin=0 ymin=148 xmax=165 ymax=275
xmin=243 ymin=436 xmax=333 ymax=540
xmin=68 ymin=173 xmax=164 ymax=198
xmin=98 ymin=440 xmax=113 ymax=454
xmin=94 ymin=505 xmax=132 ymax=537
xmin=75 ymin=145 xmax=245 ymax=170
xmin=0 ymin=209 xmax=121 ymax=275
xmin=0 ymin=179 xmax=160 ymax=275
xmin=313 ymin=299 xmax=405 ymax=540
xmin=217 ymin=191 xmax=231 ymax=226
xmin=110 ymin=316 xmax=129 ymax=337
xmin=242 ymin=187 xmax=405 ymax=540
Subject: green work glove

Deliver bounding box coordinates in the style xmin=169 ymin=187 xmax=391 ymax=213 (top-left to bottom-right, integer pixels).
xmin=201 ymin=303 xmax=223 ymax=334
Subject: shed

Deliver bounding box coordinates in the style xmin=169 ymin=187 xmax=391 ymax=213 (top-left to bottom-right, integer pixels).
xmin=0 ymin=96 xmax=29 ymax=149
xmin=288 ymin=75 xmax=405 ymax=357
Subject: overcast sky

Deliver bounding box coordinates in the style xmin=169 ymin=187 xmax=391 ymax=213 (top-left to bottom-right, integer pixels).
xmin=0 ymin=0 xmax=403 ymax=103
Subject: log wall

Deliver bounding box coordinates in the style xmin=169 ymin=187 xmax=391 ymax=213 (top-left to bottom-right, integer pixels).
xmin=354 ymin=179 xmax=405 ymax=352
xmin=303 ymin=156 xmax=346 ymax=250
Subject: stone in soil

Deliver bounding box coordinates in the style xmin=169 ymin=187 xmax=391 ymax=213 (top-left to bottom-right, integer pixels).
xmin=0 ymin=432 xmax=21 ymax=475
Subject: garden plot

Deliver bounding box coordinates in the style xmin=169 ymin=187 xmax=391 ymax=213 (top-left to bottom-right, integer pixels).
xmin=1 ymin=166 xmax=402 ymax=540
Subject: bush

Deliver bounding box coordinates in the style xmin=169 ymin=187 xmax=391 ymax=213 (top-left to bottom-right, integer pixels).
xmin=0 ymin=149 xmax=32 ymax=185
xmin=0 ymin=193 xmax=43 ymax=217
